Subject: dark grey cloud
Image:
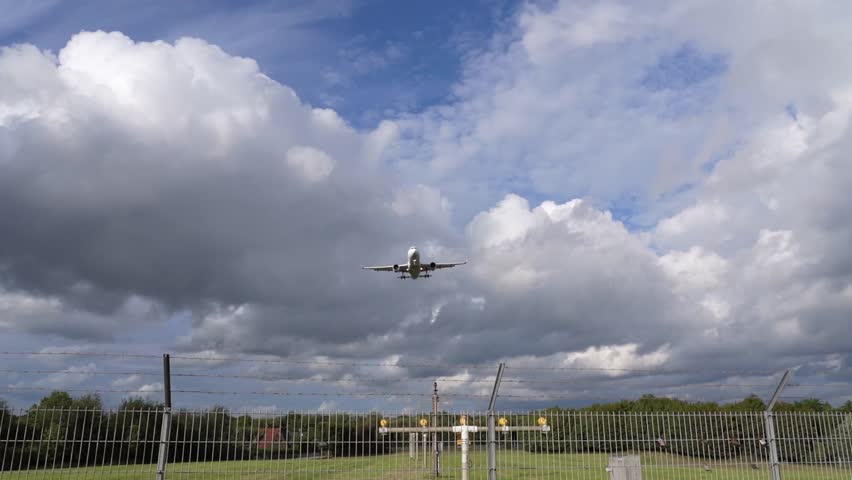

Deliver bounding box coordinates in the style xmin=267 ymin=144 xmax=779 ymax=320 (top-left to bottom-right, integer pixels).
xmin=0 ymin=32 xmax=454 ymax=343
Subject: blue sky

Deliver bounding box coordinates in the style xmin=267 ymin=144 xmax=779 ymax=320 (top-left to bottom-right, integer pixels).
xmin=1 ymin=0 xmax=517 ymax=128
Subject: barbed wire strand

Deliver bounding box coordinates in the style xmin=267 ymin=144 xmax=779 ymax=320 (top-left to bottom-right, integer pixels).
xmin=504 ymin=365 xmax=781 ymax=376
xmin=0 ymin=387 xmax=163 ymax=394
xmin=0 ymin=386 xmax=489 ymax=398
xmin=787 ymin=383 xmax=852 ymax=388
xmin=1 ymin=351 xmax=839 ymax=379
xmin=0 ymin=351 xmax=496 ymax=370
xmin=0 ymin=369 xmax=160 ymax=377
xmin=171 ymin=390 xmax=490 ymax=398
xmin=5 ymin=369 xmax=826 ymax=390
xmin=0 ymin=351 xmax=160 ymax=359
xmin=0 ymin=369 xmax=496 ymax=383
xmin=779 ymin=395 xmax=852 ymax=400
xmin=168 ymin=355 xmax=497 ymax=370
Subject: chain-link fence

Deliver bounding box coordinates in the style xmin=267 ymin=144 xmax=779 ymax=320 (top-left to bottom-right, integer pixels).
xmin=2 ymin=407 xmax=851 ymax=478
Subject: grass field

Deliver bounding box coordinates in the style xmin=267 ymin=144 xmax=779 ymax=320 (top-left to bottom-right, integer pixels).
xmin=2 ymin=451 xmax=850 ymax=479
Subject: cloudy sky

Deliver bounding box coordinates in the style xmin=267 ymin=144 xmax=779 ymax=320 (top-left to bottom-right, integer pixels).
xmin=1 ymin=0 xmax=851 ymax=411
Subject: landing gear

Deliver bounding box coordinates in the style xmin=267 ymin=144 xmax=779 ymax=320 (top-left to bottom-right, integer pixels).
xmin=398 ymin=275 xmax=408 ymax=279
xmin=423 ymin=274 xmax=432 ymax=278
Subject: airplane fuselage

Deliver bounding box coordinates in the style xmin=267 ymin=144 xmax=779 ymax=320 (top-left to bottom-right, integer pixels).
xmin=407 ymin=246 xmax=421 ymax=279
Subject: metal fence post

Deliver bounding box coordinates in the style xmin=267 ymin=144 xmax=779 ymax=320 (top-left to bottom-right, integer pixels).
xmin=765 ymin=368 xmax=793 ymax=480
xmin=432 ymin=382 xmax=440 ymax=477
xmin=487 ymin=363 xmax=505 ymax=480
xmin=156 ymin=354 xmax=172 ymax=480
xmin=765 ymin=411 xmax=781 ymax=480
xmin=487 ymin=413 xmax=497 ymax=480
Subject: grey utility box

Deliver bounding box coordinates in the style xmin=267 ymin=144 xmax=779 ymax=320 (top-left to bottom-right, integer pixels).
xmin=607 ymin=455 xmax=642 ymax=480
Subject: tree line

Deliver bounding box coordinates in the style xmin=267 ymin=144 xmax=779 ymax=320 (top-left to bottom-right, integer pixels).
xmin=1 ymin=392 xmax=850 ymax=471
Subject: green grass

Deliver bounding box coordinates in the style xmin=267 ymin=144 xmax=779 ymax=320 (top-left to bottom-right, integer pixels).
xmin=2 ymin=451 xmax=850 ymax=479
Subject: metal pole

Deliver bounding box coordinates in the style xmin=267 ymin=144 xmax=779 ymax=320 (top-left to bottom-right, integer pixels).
xmin=461 ymin=426 xmax=470 ymax=480
xmin=487 ymin=414 xmax=497 ymax=480
xmin=423 ymin=433 xmax=428 ymax=468
xmin=487 ymin=363 xmax=505 ymax=480
xmin=765 ymin=411 xmax=781 ymax=480
xmin=767 ymin=369 xmax=793 ymax=412
xmin=156 ymin=354 xmax=172 ymax=480
xmin=432 ymin=382 xmax=440 ymax=477
xmin=488 ymin=363 xmax=505 ymax=412
xmin=765 ymin=368 xmax=793 ymax=480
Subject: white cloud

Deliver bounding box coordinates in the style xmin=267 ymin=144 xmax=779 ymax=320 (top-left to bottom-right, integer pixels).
xmin=134 ymin=382 xmax=164 ymax=399
xmin=654 ymin=201 xmax=731 ymax=251
xmin=112 ymin=374 xmax=143 ymax=388
xmin=0 ymin=287 xmax=160 ymax=340
xmin=317 ymin=400 xmax=337 ymax=413
xmin=520 ymin=1 xmax=638 ymax=59
xmin=0 ymin=289 xmax=62 ymax=320
xmin=658 ymin=247 xmax=728 ymax=291
xmin=429 ymin=301 xmax=446 ymax=324
xmin=19 ymin=363 xmax=98 ymax=389
xmin=467 ymin=194 xmax=665 ymax=296
xmin=389 ymin=184 xmax=452 ymax=227
xmin=502 ymin=344 xmax=671 ymax=379
xmin=286 ymin=145 xmax=335 ymax=182
xmin=467 ymin=195 xmax=539 ymax=251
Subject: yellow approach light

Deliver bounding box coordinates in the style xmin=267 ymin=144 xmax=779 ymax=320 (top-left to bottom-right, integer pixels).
xmin=380 ymin=419 xmax=388 ymax=428
xmin=419 ymin=419 xmax=428 ymax=427
xmin=459 ymin=415 xmax=467 ymax=425
xmin=498 ymin=417 xmax=508 ymax=427
xmin=537 ymin=416 xmax=547 ymax=426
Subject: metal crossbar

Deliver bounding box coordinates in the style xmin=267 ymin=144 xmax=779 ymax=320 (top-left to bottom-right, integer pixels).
xmin=1 ymin=408 xmax=851 ymax=478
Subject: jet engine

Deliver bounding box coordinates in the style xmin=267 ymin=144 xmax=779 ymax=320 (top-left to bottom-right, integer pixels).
xmin=393 ymin=264 xmax=399 ymax=271
xmin=429 ymin=262 xmax=436 ymax=270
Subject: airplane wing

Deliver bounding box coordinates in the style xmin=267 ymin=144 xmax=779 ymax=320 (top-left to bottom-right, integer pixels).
xmin=362 ymin=264 xmax=408 ymax=272
xmin=421 ymin=261 xmax=467 ymax=271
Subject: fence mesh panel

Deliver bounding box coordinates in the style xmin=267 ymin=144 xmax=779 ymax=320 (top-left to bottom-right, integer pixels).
xmin=1 ymin=408 xmax=851 ymax=478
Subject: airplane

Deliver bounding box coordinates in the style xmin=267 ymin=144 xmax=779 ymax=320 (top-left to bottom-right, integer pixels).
xmin=362 ymin=246 xmax=467 ymax=279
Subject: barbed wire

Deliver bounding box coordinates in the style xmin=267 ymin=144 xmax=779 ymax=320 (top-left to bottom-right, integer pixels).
xmin=0 ymin=369 xmax=495 ymax=383
xmin=3 ymin=368 xmax=845 ymax=392
xmin=0 ymin=369 xmax=161 ymax=377
xmin=494 ymin=393 xmax=846 ymax=402
xmin=778 ymin=396 xmax=850 ymax=401
xmin=2 ymin=369 xmax=807 ymax=391
xmin=171 ymin=389 xmax=491 ymax=398
xmin=172 ymin=373 xmax=493 ymax=383
xmin=1 ymin=374 xmax=840 ymax=390
xmin=0 ymin=352 xmax=830 ymax=380
xmin=0 ymin=351 xmax=497 ymax=370
xmin=169 ymin=355 xmax=498 ymax=370
xmin=787 ymin=383 xmax=852 ymax=388
xmin=0 ymin=386 xmax=488 ymax=398
xmin=2 ymin=387 xmax=840 ymax=404
xmin=503 ymin=365 xmax=781 ymax=376
xmin=498 ymin=379 xmax=779 ymax=387
xmin=0 ymin=387 xmax=163 ymax=394
xmin=2 ymin=352 xmax=847 ymax=403
xmin=0 ymin=351 xmax=160 ymax=359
